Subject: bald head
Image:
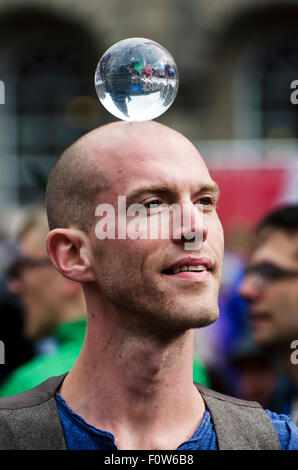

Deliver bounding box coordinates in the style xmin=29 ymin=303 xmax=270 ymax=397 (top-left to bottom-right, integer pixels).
xmin=46 ymin=121 xmax=200 ymax=232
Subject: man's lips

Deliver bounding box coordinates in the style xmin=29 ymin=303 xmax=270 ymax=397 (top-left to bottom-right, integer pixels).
xmin=162 ymin=256 xmax=213 ymax=274
xmin=249 ymin=311 xmax=272 ymax=328
xmin=162 ymin=257 xmax=213 ymax=281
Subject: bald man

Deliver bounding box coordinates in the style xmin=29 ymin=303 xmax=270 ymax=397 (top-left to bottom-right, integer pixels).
xmin=0 ymin=121 xmax=297 ymax=450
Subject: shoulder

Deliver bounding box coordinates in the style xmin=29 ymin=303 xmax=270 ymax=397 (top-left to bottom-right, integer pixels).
xmin=0 ymin=373 xmax=67 ymax=410
xmin=196 ymin=382 xmax=298 ymax=450
xmin=0 ymin=357 xmax=45 ymax=397
xmin=0 ymin=374 xmax=67 ymax=449
xmin=195 ymin=382 xmax=262 ymax=408
xmin=265 ymin=410 xmax=298 ymax=450
xmin=195 ymin=383 xmax=280 ymax=449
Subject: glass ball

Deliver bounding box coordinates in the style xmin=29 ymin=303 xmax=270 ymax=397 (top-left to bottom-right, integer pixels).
xmin=94 ymin=37 xmax=179 ymax=121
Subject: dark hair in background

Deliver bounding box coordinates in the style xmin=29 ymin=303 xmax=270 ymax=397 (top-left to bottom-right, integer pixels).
xmin=257 ymin=204 xmax=298 ymax=235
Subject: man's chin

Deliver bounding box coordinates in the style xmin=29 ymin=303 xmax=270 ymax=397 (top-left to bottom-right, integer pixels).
xmin=176 ymin=296 xmax=219 ymax=327
xmin=189 ymin=309 xmax=219 ymax=329
xmin=160 ymin=307 xmax=219 ymax=335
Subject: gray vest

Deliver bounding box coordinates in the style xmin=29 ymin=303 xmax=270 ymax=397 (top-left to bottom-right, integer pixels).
xmin=0 ymin=373 xmax=280 ymax=450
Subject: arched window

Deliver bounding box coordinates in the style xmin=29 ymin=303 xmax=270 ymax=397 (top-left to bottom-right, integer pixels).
xmin=0 ymin=8 xmax=105 ymax=205
xmin=257 ymin=43 xmax=298 ymax=139
xmin=232 ymin=8 xmax=298 ymax=141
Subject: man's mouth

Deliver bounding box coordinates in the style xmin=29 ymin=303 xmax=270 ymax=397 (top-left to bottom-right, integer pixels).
xmin=163 ymin=264 xmax=209 ymax=274
xmin=162 ymin=257 xmax=212 ymax=281
xmin=250 ymin=311 xmax=272 ymax=328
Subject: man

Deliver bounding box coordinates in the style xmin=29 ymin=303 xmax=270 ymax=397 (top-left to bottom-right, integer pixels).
xmin=0 ymin=121 xmax=297 ymax=450
xmin=239 ymin=205 xmax=298 ymax=424
xmin=0 ymin=208 xmax=87 ymax=396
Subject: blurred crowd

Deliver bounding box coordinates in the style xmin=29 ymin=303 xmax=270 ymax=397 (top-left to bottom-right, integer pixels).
xmin=0 ymin=205 xmax=87 ymax=395
xmin=0 ymin=202 xmax=297 ymax=427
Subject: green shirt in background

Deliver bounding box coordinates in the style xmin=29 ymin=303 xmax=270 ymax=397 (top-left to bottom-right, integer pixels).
xmin=0 ymin=318 xmax=210 ymax=396
xmin=0 ymin=318 xmax=87 ymax=397
xmin=193 ymin=354 xmax=210 ymax=387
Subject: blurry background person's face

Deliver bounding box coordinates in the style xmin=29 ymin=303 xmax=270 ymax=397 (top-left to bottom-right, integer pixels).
xmin=8 ymin=223 xmax=68 ymax=340
xmin=240 ymin=229 xmax=298 ymax=348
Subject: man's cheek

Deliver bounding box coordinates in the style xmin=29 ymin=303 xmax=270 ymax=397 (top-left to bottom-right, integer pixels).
xmin=126 ymin=216 xmax=149 ymax=240
xmin=209 ymin=224 xmax=224 ymax=259
xmin=275 ymin=290 xmax=298 ymax=318
xmin=215 ymin=219 xmax=224 ymax=252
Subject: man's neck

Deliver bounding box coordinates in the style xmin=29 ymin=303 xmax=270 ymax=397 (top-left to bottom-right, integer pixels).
xmin=58 ymin=314 xmax=205 ymax=450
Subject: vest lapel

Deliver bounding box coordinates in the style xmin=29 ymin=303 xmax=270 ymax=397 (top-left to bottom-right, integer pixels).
xmin=195 ymin=383 xmax=280 ymax=450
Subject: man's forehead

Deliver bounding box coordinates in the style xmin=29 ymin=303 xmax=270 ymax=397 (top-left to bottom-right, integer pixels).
xmin=100 ymin=154 xmax=213 ymax=202
xmin=87 ymin=123 xmax=210 ymax=186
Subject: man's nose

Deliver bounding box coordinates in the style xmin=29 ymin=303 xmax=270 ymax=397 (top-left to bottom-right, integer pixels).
xmin=239 ymin=275 xmax=263 ymax=303
xmin=172 ymin=201 xmax=208 ymax=246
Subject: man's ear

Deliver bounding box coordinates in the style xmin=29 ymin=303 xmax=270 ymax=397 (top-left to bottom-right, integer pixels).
xmin=46 ymin=228 xmax=96 ymax=283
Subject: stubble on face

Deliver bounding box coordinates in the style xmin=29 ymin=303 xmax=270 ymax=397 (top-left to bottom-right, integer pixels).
xmin=91 ymin=244 xmax=222 ymax=341
xmin=86 ymin=121 xmax=224 ymax=340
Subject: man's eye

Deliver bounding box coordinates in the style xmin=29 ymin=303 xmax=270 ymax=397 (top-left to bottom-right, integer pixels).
xmin=197 ymin=196 xmax=214 ymax=206
xmin=143 ymin=199 xmax=163 ymax=209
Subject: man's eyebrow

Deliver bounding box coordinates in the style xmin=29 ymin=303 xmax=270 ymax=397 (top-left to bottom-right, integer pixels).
xmin=126 ymin=185 xmax=170 ymax=205
xmin=126 ymin=182 xmax=220 ymax=204
xmin=197 ymin=182 xmax=220 ymax=199
xmin=193 ymin=182 xmax=221 ymax=205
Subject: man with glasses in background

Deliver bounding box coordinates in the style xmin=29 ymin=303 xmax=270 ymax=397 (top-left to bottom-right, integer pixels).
xmin=240 ymin=205 xmax=298 ymax=425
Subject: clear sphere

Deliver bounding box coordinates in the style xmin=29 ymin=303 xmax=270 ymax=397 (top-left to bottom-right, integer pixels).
xmin=94 ymin=37 xmax=179 ymax=121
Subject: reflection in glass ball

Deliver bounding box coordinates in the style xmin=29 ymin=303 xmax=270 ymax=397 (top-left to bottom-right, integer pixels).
xmin=94 ymin=37 xmax=179 ymax=121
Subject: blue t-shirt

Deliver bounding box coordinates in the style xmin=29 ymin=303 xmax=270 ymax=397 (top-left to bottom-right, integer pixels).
xmin=55 ymin=392 xmax=298 ymax=450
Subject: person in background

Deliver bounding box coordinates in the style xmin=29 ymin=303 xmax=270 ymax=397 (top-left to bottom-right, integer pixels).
xmin=239 ymin=205 xmax=298 ymax=424
xmin=0 ymin=207 xmax=87 ymax=396
xmin=0 ymin=237 xmax=34 ymax=386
